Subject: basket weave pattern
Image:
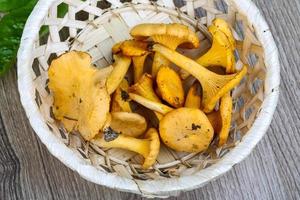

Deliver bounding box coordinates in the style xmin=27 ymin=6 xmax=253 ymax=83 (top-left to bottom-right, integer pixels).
xmin=18 ymin=0 xmax=280 ymax=197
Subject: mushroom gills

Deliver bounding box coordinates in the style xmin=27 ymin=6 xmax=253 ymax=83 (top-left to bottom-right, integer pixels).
xmin=129 ymin=74 xmax=163 ymax=120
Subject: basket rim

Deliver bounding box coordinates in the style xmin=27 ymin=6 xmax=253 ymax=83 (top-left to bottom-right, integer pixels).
xmin=17 ymin=0 xmax=280 ymax=197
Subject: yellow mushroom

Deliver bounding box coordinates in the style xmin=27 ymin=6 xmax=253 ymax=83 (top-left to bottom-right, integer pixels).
xmin=218 ymin=92 xmax=232 ymax=146
xmin=92 ymin=128 xmax=160 ymax=169
xmin=132 ymin=52 xmax=151 ymax=83
xmin=210 ymin=18 xmax=236 ymax=50
xmin=185 ymin=82 xmax=201 ymax=109
xmin=48 ymin=51 xmax=110 ymax=141
xmin=196 ymin=27 xmax=236 ymax=74
xmin=111 ymin=79 xmax=132 ymax=112
xmin=129 ymin=74 xmax=163 ymax=120
xmin=159 ymin=108 xmax=214 ymax=152
xmin=206 ymin=93 xmax=232 ymax=147
xmin=156 ymin=66 xmax=185 ymax=108
xmin=152 ymin=44 xmax=247 ymax=113
xmin=130 ymin=23 xmax=199 ymax=77
xmin=207 ymin=111 xmax=222 ymax=134
xmin=129 ymin=93 xmax=173 ymax=115
xmin=106 ymin=54 xmax=131 ymax=95
xmin=112 ymin=39 xmax=150 ymax=83
xmin=109 ymin=112 xmax=147 ymax=137
xmin=130 ymin=73 xmax=161 ymax=103
xmin=112 ymin=39 xmax=148 ymax=57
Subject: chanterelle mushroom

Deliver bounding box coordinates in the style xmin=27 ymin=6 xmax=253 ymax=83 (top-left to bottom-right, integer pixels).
xmin=159 ymin=108 xmax=214 ymax=152
xmin=112 ymin=40 xmax=150 ymax=83
xmin=152 ymin=44 xmax=247 ymax=113
xmin=106 ymin=54 xmax=131 ymax=95
xmin=111 ymin=79 xmax=132 ymax=112
xmin=129 ymin=93 xmax=173 ymax=115
xmin=109 ymin=112 xmax=147 ymax=137
xmin=185 ymin=82 xmax=202 ymax=109
xmin=210 ymin=18 xmax=236 ymax=50
xmin=48 ymin=51 xmax=110 ymax=141
xmin=196 ymin=25 xmax=236 ymax=74
xmin=156 ymin=66 xmax=185 ymax=108
xmin=130 ymin=23 xmax=199 ymax=77
xmin=129 ymin=73 xmax=163 ymax=119
xmin=207 ymin=92 xmax=232 ymax=147
xmin=112 ymin=39 xmax=148 ymax=57
xmin=92 ymin=128 xmax=160 ymax=169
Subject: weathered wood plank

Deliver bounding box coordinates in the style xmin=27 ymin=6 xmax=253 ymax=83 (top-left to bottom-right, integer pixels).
xmin=0 ymin=70 xmax=54 ymax=200
xmin=0 ymin=0 xmax=299 ymax=199
xmin=0 ymin=113 xmax=22 ymax=200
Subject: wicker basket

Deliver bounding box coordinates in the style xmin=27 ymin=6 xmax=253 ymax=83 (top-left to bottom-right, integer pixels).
xmin=17 ymin=0 xmax=280 ymax=198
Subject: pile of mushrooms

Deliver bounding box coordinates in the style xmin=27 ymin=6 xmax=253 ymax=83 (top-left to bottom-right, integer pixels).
xmin=48 ymin=18 xmax=246 ymax=169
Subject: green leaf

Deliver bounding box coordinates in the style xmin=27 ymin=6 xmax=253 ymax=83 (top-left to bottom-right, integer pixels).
xmin=0 ymin=0 xmax=32 ymax=12
xmin=0 ymin=0 xmax=69 ymax=76
xmin=0 ymin=0 xmax=37 ymax=75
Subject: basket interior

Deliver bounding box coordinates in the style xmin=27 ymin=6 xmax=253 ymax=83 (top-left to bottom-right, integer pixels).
xmin=31 ymin=0 xmax=266 ymax=180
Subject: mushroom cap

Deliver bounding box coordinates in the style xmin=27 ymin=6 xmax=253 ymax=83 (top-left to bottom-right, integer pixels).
xmin=110 ymin=112 xmax=147 ymax=137
xmin=197 ymin=28 xmax=235 ymax=73
xmin=129 ymin=73 xmax=161 ymax=103
xmin=156 ymin=66 xmax=185 ymax=108
xmin=184 ymin=82 xmax=202 ymax=108
xmin=112 ymin=40 xmax=149 ymax=57
xmin=142 ymin=128 xmax=160 ymax=169
xmin=111 ymin=79 xmax=132 ymax=112
xmin=48 ymin=51 xmax=110 ymax=140
xmin=159 ymin=108 xmax=214 ymax=152
xmin=130 ymin=23 xmax=199 ymax=49
xmin=210 ymin=18 xmax=236 ymax=50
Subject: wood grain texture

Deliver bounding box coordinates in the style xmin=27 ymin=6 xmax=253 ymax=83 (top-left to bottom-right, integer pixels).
xmin=0 ymin=0 xmax=299 ymax=199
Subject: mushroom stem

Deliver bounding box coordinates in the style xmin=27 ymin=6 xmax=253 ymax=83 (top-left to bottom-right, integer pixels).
xmin=96 ymin=134 xmax=150 ymax=157
xmin=152 ymin=44 xmax=247 ymax=113
xmin=218 ymin=92 xmax=232 ymax=147
xmin=129 ymin=93 xmax=173 ymax=115
xmin=106 ymin=55 xmax=131 ymax=94
xmin=132 ymin=53 xmax=150 ymax=83
xmin=92 ymin=128 xmax=160 ymax=169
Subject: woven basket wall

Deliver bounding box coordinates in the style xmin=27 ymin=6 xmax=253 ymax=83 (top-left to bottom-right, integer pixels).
xmin=17 ymin=0 xmax=280 ymax=197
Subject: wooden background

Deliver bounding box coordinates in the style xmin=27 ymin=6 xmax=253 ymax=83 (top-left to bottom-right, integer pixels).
xmin=0 ymin=0 xmax=299 ymax=199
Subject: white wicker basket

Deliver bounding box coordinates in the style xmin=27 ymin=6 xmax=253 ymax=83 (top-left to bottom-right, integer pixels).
xmin=17 ymin=0 xmax=280 ymax=198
